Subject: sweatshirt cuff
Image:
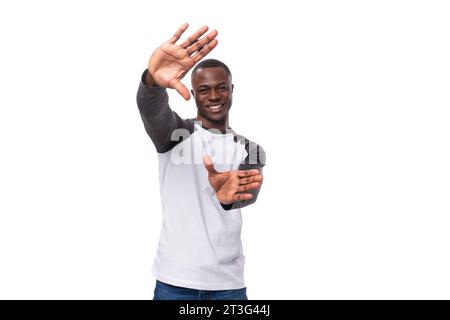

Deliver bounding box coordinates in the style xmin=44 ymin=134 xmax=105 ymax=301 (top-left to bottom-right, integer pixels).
xmin=138 ymin=70 xmax=167 ymax=98
xmin=141 ymin=69 xmax=164 ymax=88
xmin=220 ymin=202 xmax=234 ymax=211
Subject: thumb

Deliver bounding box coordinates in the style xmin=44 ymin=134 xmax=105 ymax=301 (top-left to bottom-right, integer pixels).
xmin=203 ymin=155 xmax=218 ymax=174
xmin=168 ymin=78 xmax=190 ymax=100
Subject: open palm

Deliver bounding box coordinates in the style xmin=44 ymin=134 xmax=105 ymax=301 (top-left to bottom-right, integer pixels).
xmin=147 ymin=23 xmax=218 ymax=100
xmin=203 ymin=156 xmax=263 ymax=205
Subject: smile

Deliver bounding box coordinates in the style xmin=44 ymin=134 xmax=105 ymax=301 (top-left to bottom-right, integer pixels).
xmin=207 ymin=103 xmax=224 ymax=111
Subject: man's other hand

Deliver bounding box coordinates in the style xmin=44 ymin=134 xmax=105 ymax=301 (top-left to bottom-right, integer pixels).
xmin=203 ymin=155 xmax=263 ymax=205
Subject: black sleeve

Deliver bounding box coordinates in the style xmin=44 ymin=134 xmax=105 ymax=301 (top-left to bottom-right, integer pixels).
xmin=136 ymin=70 xmax=194 ymax=153
xmin=221 ymin=141 xmax=266 ymax=211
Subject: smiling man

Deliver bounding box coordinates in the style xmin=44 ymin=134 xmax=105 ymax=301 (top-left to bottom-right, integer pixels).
xmin=136 ymin=23 xmax=266 ymax=300
xmin=191 ymin=61 xmax=233 ymax=128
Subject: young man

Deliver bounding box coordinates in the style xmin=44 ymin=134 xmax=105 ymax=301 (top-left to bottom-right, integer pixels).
xmin=136 ymin=23 xmax=266 ymax=300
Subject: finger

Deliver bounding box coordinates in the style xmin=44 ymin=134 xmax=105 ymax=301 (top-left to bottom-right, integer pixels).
xmin=168 ymin=22 xmax=189 ymax=44
xmin=239 ymin=175 xmax=263 ymax=185
xmin=203 ymin=155 xmax=218 ymax=174
xmin=168 ymin=78 xmax=190 ymax=100
xmin=179 ymin=25 xmax=209 ymax=48
xmin=186 ymin=29 xmax=218 ymax=55
xmin=237 ymin=182 xmax=261 ymax=193
xmin=237 ymin=169 xmax=260 ymax=178
xmin=191 ymin=39 xmax=218 ymax=63
xmin=233 ymin=193 xmax=253 ymax=202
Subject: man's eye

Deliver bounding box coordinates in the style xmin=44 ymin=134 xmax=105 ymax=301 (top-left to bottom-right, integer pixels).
xmin=198 ymin=89 xmax=208 ymax=94
xmin=219 ymin=86 xmax=228 ymax=91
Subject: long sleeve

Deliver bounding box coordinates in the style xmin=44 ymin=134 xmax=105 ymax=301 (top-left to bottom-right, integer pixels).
xmin=136 ymin=70 xmax=193 ymax=153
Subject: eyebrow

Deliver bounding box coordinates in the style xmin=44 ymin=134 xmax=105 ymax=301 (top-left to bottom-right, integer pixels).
xmin=197 ymin=82 xmax=229 ymax=89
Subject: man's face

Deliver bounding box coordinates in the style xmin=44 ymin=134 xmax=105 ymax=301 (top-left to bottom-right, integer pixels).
xmin=191 ymin=67 xmax=233 ymax=124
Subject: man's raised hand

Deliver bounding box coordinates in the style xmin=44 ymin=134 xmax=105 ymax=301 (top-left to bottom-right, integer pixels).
xmin=146 ymin=23 xmax=218 ymax=100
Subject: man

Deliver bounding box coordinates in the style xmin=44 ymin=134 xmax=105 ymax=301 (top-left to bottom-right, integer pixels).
xmin=136 ymin=23 xmax=266 ymax=300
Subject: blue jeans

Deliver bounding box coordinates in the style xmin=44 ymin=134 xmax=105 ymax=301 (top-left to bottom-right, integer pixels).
xmin=153 ymin=280 xmax=248 ymax=300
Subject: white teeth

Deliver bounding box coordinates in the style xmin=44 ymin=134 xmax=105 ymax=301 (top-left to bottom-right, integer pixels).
xmin=209 ymin=104 xmax=222 ymax=110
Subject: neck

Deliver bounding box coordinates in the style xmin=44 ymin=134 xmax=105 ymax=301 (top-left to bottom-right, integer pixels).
xmin=195 ymin=114 xmax=230 ymax=133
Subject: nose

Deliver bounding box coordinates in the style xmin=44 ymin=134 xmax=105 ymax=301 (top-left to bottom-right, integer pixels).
xmin=207 ymin=88 xmax=220 ymax=101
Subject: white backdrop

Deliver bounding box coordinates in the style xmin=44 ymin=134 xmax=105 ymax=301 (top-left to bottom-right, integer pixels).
xmin=0 ymin=0 xmax=449 ymax=299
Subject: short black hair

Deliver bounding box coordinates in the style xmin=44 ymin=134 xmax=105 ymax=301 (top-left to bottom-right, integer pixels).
xmin=191 ymin=59 xmax=232 ymax=80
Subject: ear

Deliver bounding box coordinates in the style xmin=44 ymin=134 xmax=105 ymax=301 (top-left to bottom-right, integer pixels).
xmin=190 ymin=89 xmax=195 ymax=98
xmin=231 ymin=84 xmax=234 ymax=93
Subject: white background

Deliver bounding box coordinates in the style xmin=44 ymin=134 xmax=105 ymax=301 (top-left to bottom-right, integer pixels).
xmin=0 ymin=0 xmax=449 ymax=299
